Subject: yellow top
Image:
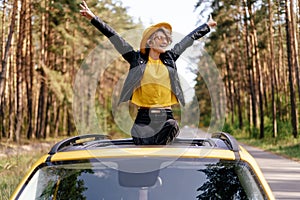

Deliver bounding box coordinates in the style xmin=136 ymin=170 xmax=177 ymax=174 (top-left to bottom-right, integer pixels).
xmin=131 ymin=57 xmax=178 ymax=107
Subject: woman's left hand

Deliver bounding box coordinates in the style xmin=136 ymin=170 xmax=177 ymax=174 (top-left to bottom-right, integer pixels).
xmin=207 ymin=15 xmax=217 ymax=27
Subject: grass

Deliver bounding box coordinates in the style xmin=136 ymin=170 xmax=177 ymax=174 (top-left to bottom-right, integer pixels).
xmin=0 ymin=138 xmax=59 ymax=200
xmin=221 ymin=118 xmax=300 ymax=162
xmin=0 ymin=151 xmax=44 ymax=200
xmin=231 ymin=128 xmax=300 ymax=162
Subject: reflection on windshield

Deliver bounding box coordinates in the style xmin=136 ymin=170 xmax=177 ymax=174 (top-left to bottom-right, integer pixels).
xmin=17 ymin=159 xmax=265 ymax=200
xmin=197 ymin=161 xmax=247 ymax=199
xmin=39 ymin=168 xmax=93 ymax=199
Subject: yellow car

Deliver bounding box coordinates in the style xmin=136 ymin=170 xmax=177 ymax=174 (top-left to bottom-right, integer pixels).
xmin=11 ymin=132 xmax=274 ymax=200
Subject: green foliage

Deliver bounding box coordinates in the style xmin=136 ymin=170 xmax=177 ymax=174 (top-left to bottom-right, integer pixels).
xmin=222 ymin=122 xmax=234 ymax=134
xmin=43 ymin=67 xmax=73 ymax=104
xmin=272 ymin=143 xmax=300 ymax=161
xmin=194 ymin=68 xmax=212 ymax=126
xmin=224 ymin=114 xmax=300 ymax=161
xmin=0 ymin=152 xmax=44 ymax=200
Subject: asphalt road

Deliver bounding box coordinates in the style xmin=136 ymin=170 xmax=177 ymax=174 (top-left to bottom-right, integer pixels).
xmin=243 ymin=145 xmax=300 ymax=200
xmin=179 ymin=127 xmax=300 ymax=200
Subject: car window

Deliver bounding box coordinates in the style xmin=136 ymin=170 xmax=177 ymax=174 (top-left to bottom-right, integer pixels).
xmin=16 ymin=158 xmax=266 ymax=200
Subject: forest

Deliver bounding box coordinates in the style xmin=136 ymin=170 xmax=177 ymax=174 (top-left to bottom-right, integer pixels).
xmin=0 ymin=0 xmax=299 ymax=142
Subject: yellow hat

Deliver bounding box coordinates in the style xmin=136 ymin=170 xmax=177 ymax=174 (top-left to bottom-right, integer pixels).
xmin=140 ymin=22 xmax=172 ymax=54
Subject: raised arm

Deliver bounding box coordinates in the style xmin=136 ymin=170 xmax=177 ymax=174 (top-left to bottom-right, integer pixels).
xmin=79 ymin=1 xmax=135 ymax=62
xmin=170 ymin=15 xmax=217 ymax=59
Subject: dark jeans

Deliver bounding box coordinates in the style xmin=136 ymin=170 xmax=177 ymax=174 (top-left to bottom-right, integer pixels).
xmin=131 ymin=108 xmax=179 ymax=145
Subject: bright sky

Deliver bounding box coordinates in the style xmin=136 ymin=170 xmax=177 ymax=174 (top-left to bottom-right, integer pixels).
xmin=120 ymin=0 xmax=203 ymax=35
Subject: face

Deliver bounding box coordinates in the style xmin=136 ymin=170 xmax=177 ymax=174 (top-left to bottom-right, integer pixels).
xmin=148 ymin=30 xmax=170 ymax=54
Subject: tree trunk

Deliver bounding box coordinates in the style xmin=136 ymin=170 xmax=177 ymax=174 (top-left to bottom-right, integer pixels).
xmin=268 ymin=0 xmax=277 ymax=138
xmin=35 ymin=0 xmax=50 ymax=139
xmin=289 ymin=0 xmax=300 ymax=101
xmin=9 ymin=56 xmax=15 ymax=141
xmin=223 ymin=34 xmax=235 ymax=124
xmin=236 ymin=13 xmax=245 ymax=129
xmin=26 ymin=0 xmax=34 ymax=139
xmin=0 ymin=0 xmax=18 ymax=107
xmin=285 ymin=0 xmax=298 ymax=138
xmin=251 ymin=23 xmax=264 ymax=139
xmin=35 ymin=68 xmax=48 ymax=139
xmin=1 ymin=0 xmax=6 ymax=66
xmin=235 ymin=44 xmax=243 ymax=129
xmin=243 ymin=0 xmax=257 ymax=130
xmin=15 ymin=0 xmax=27 ymax=142
xmin=276 ymin=3 xmax=285 ymax=122
xmin=54 ymin=102 xmax=60 ymax=138
xmin=0 ymin=0 xmax=7 ymax=139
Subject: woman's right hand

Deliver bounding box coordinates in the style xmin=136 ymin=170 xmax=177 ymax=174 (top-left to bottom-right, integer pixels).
xmin=80 ymin=0 xmax=96 ymax=20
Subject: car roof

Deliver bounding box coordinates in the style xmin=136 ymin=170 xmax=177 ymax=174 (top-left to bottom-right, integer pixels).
xmin=44 ymin=132 xmax=241 ymax=163
xmin=49 ymin=132 xmax=240 ymax=155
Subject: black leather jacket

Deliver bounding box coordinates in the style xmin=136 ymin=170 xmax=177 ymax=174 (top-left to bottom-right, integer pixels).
xmin=91 ymin=17 xmax=211 ymax=106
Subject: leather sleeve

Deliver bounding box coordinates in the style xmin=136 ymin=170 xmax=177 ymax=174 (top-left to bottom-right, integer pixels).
xmin=171 ymin=23 xmax=210 ymax=59
xmin=188 ymin=23 xmax=210 ymax=40
xmin=91 ymin=17 xmax=135 ymax=62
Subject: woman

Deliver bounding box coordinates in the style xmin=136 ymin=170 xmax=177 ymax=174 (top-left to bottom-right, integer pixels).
xmin=80 ymin=1 xmax=217 ymax=145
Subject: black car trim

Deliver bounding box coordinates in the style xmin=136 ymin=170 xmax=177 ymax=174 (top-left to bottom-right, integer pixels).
xmin=211 ymin=132 xmax=240 ymax=152
xmin=49 ymin=134 xmax=110 ymax=155
xmin=48 ymin=132 xmax=239 ymax=155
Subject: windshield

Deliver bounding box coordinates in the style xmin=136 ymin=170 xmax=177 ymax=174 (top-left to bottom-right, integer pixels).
xmin=17 ymin=158 xmax=266 ymax=200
